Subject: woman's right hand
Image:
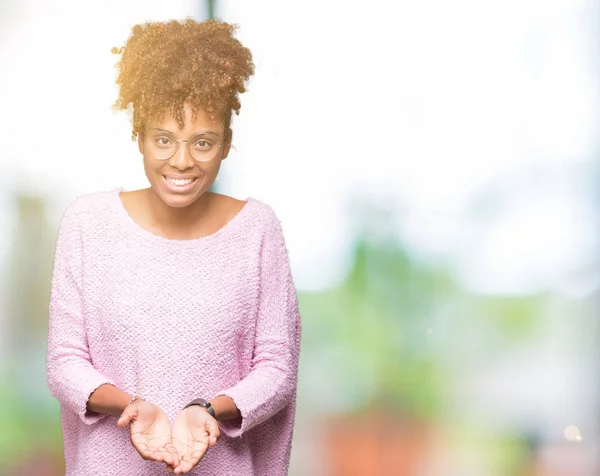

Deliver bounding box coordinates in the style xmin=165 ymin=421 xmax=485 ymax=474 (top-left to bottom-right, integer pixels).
xmin=117 ymin=399 xmax=180 ymax=467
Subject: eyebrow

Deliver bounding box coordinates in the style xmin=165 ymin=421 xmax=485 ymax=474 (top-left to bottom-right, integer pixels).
xmin=149 ymin=128 xmax=221 ymax=137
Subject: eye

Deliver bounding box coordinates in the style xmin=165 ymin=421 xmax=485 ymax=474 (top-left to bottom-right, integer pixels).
xmin=193 ymin=139 xmax=212 ymax=149
xmin=154 ymin=136 xmax=173 ymax=147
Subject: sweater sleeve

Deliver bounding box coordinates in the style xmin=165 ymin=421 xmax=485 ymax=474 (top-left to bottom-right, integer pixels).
xmin=46 ymin=201 xmax=116 ymax=425
xmin=215 ymin=209 xmax=302 ymax=437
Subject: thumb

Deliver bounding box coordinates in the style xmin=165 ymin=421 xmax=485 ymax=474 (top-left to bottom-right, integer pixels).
xmin=117 ymin=404 xmax=139 ymax=428
xmin=205 ymin=417 xmax=220 ymax=446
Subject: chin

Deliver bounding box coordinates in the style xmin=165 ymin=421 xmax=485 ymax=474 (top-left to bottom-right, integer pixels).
xmin=162 ymin=195 xmax=198 ymax=208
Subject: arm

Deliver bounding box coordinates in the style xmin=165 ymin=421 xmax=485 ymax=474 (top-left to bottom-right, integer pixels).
xmin=208 ymin=395 xmax=241 ymax=421
xmin=213 ymin=209 xmax=302 ymax=437
xmin=87 ymin=383 xmax=133 ymax=417
xmin=46 ymin=202 xmax=117 ymax=425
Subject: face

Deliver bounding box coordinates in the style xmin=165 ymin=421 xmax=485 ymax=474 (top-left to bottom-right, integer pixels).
xmin=138 ymin=103 xmax=231 ymax=208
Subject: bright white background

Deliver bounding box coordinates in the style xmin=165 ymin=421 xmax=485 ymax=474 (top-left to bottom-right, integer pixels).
xmin=0 ymin=0 xmax=597 ymax=296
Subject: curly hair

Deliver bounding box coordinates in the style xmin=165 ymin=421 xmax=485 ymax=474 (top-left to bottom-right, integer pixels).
xmin=111 ymin=18 xmax=255 ymax=140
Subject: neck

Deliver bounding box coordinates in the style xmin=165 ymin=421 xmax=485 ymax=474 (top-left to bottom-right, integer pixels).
xmin=145 ymin=188 xmax=214 ymax=235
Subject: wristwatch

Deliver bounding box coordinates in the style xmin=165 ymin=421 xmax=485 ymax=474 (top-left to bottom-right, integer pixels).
xmin=183 ymin=398 xmax=216 ymax=419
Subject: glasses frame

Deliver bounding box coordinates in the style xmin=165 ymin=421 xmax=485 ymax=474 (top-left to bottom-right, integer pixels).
xmin=143 ymin=131 xmax=224 ymax=163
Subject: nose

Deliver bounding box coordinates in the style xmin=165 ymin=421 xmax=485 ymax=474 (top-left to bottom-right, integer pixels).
xmin=169 ymin=140 xmax=195 ymax=170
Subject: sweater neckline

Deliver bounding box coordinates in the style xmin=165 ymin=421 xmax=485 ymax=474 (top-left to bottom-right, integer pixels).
xmin=111 ymin=187 xmax=254 ymax=246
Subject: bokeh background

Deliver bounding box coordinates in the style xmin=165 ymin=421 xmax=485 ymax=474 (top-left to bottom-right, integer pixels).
xmin=1 ymin=0 xmax=599 ymax=475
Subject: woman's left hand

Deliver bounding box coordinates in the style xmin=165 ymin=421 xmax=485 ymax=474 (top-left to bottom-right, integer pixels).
xmin=167 ymin=406 xmax=221 ymax=474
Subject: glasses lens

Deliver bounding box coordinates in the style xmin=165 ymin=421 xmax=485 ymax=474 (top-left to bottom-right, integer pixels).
xmin=189 ymin=134 xmax=220 ymax=162
xmin=145 ymin=133 xmax=221 ymax=161
xmin=146 ymin=134 xmax=176 ymax=160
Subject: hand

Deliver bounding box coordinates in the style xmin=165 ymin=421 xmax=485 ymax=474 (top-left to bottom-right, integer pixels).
xmin=167 ymin=406 xmax=221 ymax=474
xmin=117 ymin=399 xmax=180 ymax=467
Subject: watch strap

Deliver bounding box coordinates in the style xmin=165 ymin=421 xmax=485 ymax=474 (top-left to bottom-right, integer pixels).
xmin=184 ymin=398 xmax=216 ymax=419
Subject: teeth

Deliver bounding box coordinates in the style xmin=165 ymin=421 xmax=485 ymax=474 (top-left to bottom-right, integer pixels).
xmin=165 ymin=177 xmax=194 ymax=186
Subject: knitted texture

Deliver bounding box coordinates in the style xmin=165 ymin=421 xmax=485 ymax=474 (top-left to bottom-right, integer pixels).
xmin=46 ymin=188 xmax=302 ymax=476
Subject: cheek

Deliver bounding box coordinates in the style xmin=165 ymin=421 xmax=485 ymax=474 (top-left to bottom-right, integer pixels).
xmin=142 ymin=158 xmax=159 ymax=181
xmin=193 ymin=161 xmax=221 ymax=183
xmin=211 ymin=153 xmax=227 ymax=174
xmin=206 ymin=161 xmax=222 ymax=178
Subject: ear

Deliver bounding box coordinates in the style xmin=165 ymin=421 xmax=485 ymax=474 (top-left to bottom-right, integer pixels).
xmin=221 ymin=128 xmax=233 ymax=161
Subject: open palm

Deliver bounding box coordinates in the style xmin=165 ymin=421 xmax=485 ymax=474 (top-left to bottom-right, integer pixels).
xmin=117 ymin=400 xmax=179 ymax=467
xmin=169 ymin=407 xmax=219 ymax=474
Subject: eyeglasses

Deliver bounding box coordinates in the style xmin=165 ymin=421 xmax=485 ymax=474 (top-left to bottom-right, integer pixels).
xmin=144 ymin=130 xmax=223 ymax=162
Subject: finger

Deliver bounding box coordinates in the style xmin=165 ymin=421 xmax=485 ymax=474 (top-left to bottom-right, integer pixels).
xmin=161 ymin=451 xmax=172 ymax=466
xmin=165 ymin=443 xmax=181 ymax=467
xmin=141 ymin=447 xmax=156 ymax=461
xmin=174 ymin=458 xmax=194 ymax=474
xmin=160 ymin=446 xmax=177 ymax=466
xmin=117 ymin=405 xmax=139 ymax=427
xmin=160 ymin=444 xmax=177 ymax=465
xmin=136 ymin=443 xmax=163 ymax=462
xmin=170 ymin=437 xmax=186 ymax=459
xmin=174 ymin=451 xmax=202 ymax=475
xmin=166 ymin=464 xmax=175 ymax=473
xmin=205 ymin=418 xmax=220 ymax=446
xmin=151 ymin=448 xmax=166 ymax=463
xmin=154 ymin=444 xmax=177 ymax=465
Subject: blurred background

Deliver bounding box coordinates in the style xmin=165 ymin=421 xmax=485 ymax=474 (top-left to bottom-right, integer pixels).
xmin=1 ymin=0 xmax=599 ymax=474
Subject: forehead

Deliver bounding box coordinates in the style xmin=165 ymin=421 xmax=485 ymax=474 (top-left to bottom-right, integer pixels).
xmin=148 ymin=103 xmax=225 ymax=133
xmin=147 ymin=128 xmax=220 ymax=138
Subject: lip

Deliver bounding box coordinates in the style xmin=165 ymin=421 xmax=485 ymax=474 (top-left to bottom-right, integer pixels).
xmin=161 ymin=175 xmax=199 ymax=194
xmin=163 ymin=174 xmax=198 ymax=180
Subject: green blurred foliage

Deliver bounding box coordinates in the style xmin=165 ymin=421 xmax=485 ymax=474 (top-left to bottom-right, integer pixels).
xmin=474 ymin=296 xmax=543 ymax=340
xmin=299 ymin=236 xmax=454 ymax=420
xmin=298 ymin=203 xmax=543 ymax=424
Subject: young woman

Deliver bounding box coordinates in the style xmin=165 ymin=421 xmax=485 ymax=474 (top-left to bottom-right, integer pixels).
xmin=46 ymin=19 xmax=301 ymax=475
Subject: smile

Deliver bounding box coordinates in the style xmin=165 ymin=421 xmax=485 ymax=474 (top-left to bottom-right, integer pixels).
xmin=161 ymin=175 xmax=199 ymax=193
xmin=164 ymin=177 xmax=195 ymax=186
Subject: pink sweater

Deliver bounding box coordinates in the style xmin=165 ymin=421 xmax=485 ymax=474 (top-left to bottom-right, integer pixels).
xmin=46 ymin=188 xmax=302 ymax=476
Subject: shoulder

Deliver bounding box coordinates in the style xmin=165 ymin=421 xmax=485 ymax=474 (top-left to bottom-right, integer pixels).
xmin=245 ymin=197 xmax=285 ymax=234
xmin=210 ymin=193 xmax=288 ymax=246
xmin=242 ymin=197 xmax=291 ymax=251
xmin=60 ymin=188 xmax=120 ymax=225
xmin=211 ymin=192 xmax=281 ymax=229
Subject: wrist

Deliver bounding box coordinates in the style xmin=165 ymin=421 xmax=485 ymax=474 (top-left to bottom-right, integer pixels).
xmin=209 ymin=395 xmax=241 ymax=421
xmin=183 ymin=398 xmax=216 ymax=419
xmin=117 ymin=393 xmax=138 ymax=414
xmin=127 ymin=394 xmax=143 ymax=407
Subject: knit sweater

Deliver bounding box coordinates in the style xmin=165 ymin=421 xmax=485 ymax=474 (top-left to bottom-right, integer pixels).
xmin=46 ymin=188 xmax=302 ymax=476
